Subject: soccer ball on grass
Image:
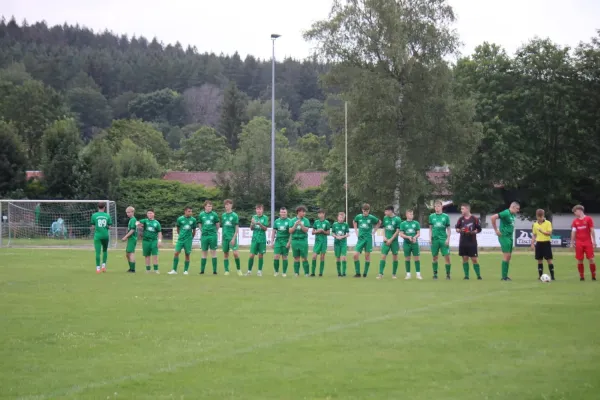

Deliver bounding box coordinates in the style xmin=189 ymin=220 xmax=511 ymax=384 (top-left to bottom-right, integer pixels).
xmin=540 ymin=274 xmax=551 ymax=283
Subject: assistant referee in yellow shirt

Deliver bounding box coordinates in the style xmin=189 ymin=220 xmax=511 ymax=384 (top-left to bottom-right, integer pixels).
xmin=531 ymin=209 xmax=555 ymax=280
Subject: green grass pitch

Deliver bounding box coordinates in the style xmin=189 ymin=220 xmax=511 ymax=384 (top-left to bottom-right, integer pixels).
xmin=1 ymin=248 xmax=599 ymax=400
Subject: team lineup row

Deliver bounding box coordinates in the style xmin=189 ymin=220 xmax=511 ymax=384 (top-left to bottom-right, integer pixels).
xmin=89 ymin=201 xmax=598 ymax=281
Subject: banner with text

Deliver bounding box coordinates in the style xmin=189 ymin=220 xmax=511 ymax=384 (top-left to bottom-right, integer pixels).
xmin=515 ymin=229 xmax=575 ymax=247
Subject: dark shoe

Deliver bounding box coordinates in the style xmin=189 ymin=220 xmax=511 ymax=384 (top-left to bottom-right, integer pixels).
xmin=126 ymin=269 xmax=135 ymax=273
xmin=477 ymin=276 xmax=482 ymax=280
xmin=362 ymin=274 xmax=367 ymax=278
xmin=433 ymin=275 xmax=438 ymax=280
xmin=310 ymin=273 xmax=316 ymax=277
xmin=580 ymin=277 xmax=585 ymax=281
xmin=464 ymin=277 xmax=470 ymax=280
xmin=353 ymin=274 xmax=361 ymax=278
xmin=446 ymin=275 xmax=451 ymax=280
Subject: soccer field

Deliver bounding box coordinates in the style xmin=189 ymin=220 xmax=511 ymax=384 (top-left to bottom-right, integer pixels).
xmin=1 ymin=249 xmax=599 ymax=400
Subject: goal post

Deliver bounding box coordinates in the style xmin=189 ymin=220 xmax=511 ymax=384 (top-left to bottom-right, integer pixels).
xmin=0 ymin=200 xmax=117 ymax=248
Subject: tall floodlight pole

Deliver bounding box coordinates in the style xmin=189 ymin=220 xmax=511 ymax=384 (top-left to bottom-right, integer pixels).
xmin=345 ymin=101 xmax=349 ymax=222
xmin=270 ymin=33 xmax=281 ymax=227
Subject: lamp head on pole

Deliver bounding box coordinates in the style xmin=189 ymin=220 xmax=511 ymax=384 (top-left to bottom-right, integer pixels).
xmin=270 ymin=34 xmax=281 ymax=40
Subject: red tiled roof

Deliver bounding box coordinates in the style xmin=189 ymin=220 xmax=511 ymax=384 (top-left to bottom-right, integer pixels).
xmin=26 ymin=171 xmax=43 ymax=180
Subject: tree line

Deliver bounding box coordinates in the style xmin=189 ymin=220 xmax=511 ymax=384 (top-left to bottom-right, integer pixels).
xmin=1 ymin=0 xmax=600 ymax=226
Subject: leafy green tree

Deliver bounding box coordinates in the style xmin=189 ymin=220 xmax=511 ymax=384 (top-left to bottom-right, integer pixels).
xmin=110 ymin=91 xmax=138 ymax=119
xmin=179 ymin=127 xmax=229 ymax=171
xmin=304 ymin=0 xmax=480 ymax=212
xmin=66 ymin=87 xmax=113 ymax=138
xmin=128 ymin=88 xmax=185 ymax=126
xmin=114 ymin=139 xmax=162 ymax=179
xmin=40 ymin=119 xmax=84 ymax=198
xmin=165 ymin=126 xmax=185 ymax=149
xmin=0 ymin=121 xmax=27 ymax=195
xmin=295 ymin=133 xmax=328 ymax=171
xmin=106 ymin=119 xmax=171 ymax=165
xmin=0 ymin=62 xmax=32 ymax=84
xmin=219 ymin=81 xmax=248 ymax=149
xmin=246 ymin=99 xmax=299 ymax=143
xmin=0 ymin=79 xmax=64 ymax=165
xmin=299 ymin=99 xmax=329 ymax=139
xmin=80 ymin=138 xmax=118 ymax=199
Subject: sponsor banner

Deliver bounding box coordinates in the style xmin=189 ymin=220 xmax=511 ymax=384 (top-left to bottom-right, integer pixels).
xmin=173 ymin=228 xmax=504 ymax=248
xmin=515 ymin=229 xmax=574 ymax=247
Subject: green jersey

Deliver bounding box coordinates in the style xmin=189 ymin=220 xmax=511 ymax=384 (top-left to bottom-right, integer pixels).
xmin=400 ymin=220 xmax=420 ymax=238
xmin=313 ymin=219 xmax=331 ymax=243
xmin=127 ymin=217 xmax=137 ymax=241
xmin=91 ymin=211 xmax=112 ymax=240
xmin=383 ymin=215 xmax=402 ymax=240
xmin=221 ymin=212 xmax=239 ymax=239
xmin=273 ymin=218 xmax=291 ymax=242
xmin=140 ymin=219 xmax=161 ymax=241
xmin=498 ymin=209 xmax=516 ymax=237
xmin=353 ymin=213 xmax=380 ymax=239
xmin=331 ymin=222 xmax=350 ymax=243
xmin=176 ymin=215 xmax=197 ymax=242
xmin=198 ymin=211 xmax=219 ymax=236
xmin=429 ymin=213 xmax=451 ymax=240
xmin=250 ymin=214 xmax=269 ymax=243
xmin=290 ymin=217 xmax=311 ymax=241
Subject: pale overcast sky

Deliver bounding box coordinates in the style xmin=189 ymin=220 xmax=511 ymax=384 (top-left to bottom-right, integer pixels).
xmin=3 ymin=0 xmax=599 ymax=60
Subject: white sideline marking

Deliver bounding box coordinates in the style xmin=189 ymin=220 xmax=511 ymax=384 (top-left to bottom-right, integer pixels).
xmin=18 ymin=279 xmax=556 ymax=400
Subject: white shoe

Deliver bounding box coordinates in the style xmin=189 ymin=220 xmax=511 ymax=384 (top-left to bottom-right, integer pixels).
xmin=294 ymin=273 xmax=299 ymax=277
xmin=392 ymin=275 xmax=397 ymax=280
xmin=282 ymin=273 xmax=287 ymax=277
xmin=274 ymin=272 xmax=279 ymax=277
xmin=237 ymin=270 xmax=243 ymax=276
xmin=246 ymin=271 xmax=252 ymax=276
xmin=183 ymin=271 xmax=189 ymax=275
xmin=257 ymin=271 xmax=262 ymax=277
xmin=155 ymin=270 xmax=160 ymax=274
xmin=168 ymin=270 xmax=177 ymax=275
xmin=376 ymin=274 xmax=383 ymax=280
xmin=416 ymin=274 xmax=423 ymax=280
xmin=405 ymin=273 xmax=411 ymax=280
xmin=224 ymin=271 xmax=230 ymax=276
xmin=304 ymin=274 xmax=309 ymax=277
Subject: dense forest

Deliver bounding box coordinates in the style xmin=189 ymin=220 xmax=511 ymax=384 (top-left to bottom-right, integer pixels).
xmin=1 ymin=0 xmax=600 ymax=225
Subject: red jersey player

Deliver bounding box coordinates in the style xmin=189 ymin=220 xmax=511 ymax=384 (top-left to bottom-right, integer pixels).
xmin=570 ymin=205 xmax=596 ymax=281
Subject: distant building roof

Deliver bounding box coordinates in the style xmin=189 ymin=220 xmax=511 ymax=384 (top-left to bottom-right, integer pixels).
xmin=26 ymin=171 xmax=43 ymax=180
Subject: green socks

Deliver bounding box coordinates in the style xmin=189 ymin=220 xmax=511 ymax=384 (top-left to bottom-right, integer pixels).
xmin=432 ymin=261 xmax=438 ymax=275
xmin=212 ymin=257 xmax=217 ymax=273
xmin=445 ymin=264 xmax=451 ymax=275
xmin=146 ymin=265 xmax=151 ymax=271
xmin=235 ymin=258 xmax=241 ymax=270
xmin=364 ymin=262 xmax=370 ymax=275
xmin=501 ymin=261 xmax=509 ymax=279
xmin=153 ymin=264 xmax=158 ymax=271
xmin=294 ymin=261 xmax=300 ymax=274
xmin=95 ymin=252 xmax=101 ymax=267
xmin=201 ymin=258 xmax=207 ymax=273
xmin=392 ymin=260 xmax=398 ymax=275
xmin=248 ymin=257 xmax=254 ymax=271
xmin=414 ymin=261 xmax=421 ymax=273
xmin=342 ymin=261 xmax=347 ymax=275
xmin=311 ymin=259 xmax=317 ymax=275
xmin=319 ymin=261 xmax=325 ymax=275
xmin=354 ymin=260 xmax=360 ymax=275
xmin=258 ymin=258 xmax=264 ymax=271
xmin=184 ymin=261 xmax=190 ymax=272
xmin=224 ymin=259 xmax=230 ymax=272
xmin=172 ymin=257 xmax=179 ymax=271
xmin=473 ymin=263 xmax=481 ymax=278
xmin=379 ymin=260 xmax=385 ymax=275
xmin=405 ymin=261 xmax=410 ymax=272
xmin=128 ymin=261 xmax=136 ymax=271
xmin=336 ymin=261 xmax=341 ymax=275
xmin=463 ymin=262 xmax=469 ymax=278
xmin=282 ymin=260 xmax=288 ymax=274
xmin=274 ymin=259 xmax=280 ymax=273
xmin=302 ymin=261 xmax=309 ymax=275
xmin=102 ymin=251 xmax=108 ymax=264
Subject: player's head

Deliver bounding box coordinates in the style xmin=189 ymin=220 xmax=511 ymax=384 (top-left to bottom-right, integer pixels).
xmin=572 ymin=204 xmax=584 ymax=218
xmin=318 ymin=209 xmax=326 ymax=220
xmin=296 ymin=205 xmax=306 ymax=218
xmin=337 ymin=212 xmax=345 ymax=223
xmin=509 ymin=202 xmax=520 ymax=214
xmin=536 ymin=209 xmax=545 ymax=221
xmin=405 ymin=209 xmax=414 ymax=220
xmin=460 ymin=203 xmax=470 ymax=216
xmin=98 ymin=202 xmax=106 ymax=211
xmin=184 ymin=206 xmax=193 ymax=217
xmin=126 ymin=206 xmax=135 ymax=218
xmin=147 ymin=208 xmax=155 ymax=220
xmin=279 ymin=207 xmax=288 ymax=219
xmin=204 ymin=200 xmax=212 ymax=212
xmin=384 ymin=205 xmax=394 ymax=217
xmin=255 ymin=204 xmax=264 ymax=216
xmin=434 ymin=200 xmax=443 ymax=214
xmin=224 ymin=199 xmax=233 ymax=212
xmin=362 ymin=203 xmax=370 ymax=216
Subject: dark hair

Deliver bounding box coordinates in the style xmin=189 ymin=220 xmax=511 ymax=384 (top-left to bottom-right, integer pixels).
xmin=572 ymin=205 xmax=584 ymax=213
xmin=147 ymin=208 xmax=154 ymax=212
xmin=362 ymin=203 xmax=370 ymax=211
xmin=405 ymin=209 xmax=414 ymax=213
xmin=184 ymin=206 xmax=192 ymax=211
xmin=204 ymin=200 xmax=212 ymax=206
xmin=318 ymin=208 xmax=325 ymax=214
xmin=536 ymin=209 xmax=545 ymax=217
xmin=255 ymin=204 xmax=264 ymax=209
xmin=296 ymin=205 xmax=307 ymax=213
xmin=224 ymin=199 xmax=233 ymax=205
xmin=461 ymin=203 xmax=470 ymax=209
xmin=385 ymin=205 xmax=394 ymax=212
xmin=98 ymin=203 xmax=106 ymax=210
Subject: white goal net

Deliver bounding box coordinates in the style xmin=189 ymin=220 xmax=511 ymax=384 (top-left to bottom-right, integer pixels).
xmin=0 ymin=200 xmax=117 ymax=248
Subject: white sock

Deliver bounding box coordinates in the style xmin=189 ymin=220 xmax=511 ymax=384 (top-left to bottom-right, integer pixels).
xmin=96 ymin=266 xmax=100 ymax=270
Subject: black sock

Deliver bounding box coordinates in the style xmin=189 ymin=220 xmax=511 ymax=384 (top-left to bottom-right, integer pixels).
xmin=538 ymin=264 xmax=543 ymax=277
xmin=549 ymin=264 xmax=555 ymax=279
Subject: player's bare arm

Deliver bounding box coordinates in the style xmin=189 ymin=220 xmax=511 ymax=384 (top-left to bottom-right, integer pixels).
xmin=300 ymin=223 xmax=309 ymax=233
xmin=121 ymin=228 xmax=134 ymax=241
xmin=232 ymin=225 xmax=239 ymax=245
xmin=445 ymin=225 xmax=451 ymax=245
xmin=570 ymin=229 xmax=576 ymax=248
xmin=413 ymin=229 xmax=420 ymax=243
xmin=158 ymin=231 xmax=163 ymax=248
xmin=491 ymin=214 xmax=500 ymax=236
xmin=353 ymin=221 xmax=358 ymax=237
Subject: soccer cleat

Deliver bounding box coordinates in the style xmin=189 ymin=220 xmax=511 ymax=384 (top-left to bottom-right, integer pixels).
xmin=310 ymin=273 xmax=316 ymax=277
xmin=338 ymin=274 xmax=342 ymax=277
xmin=392 ymin=275 xmax=397 ymax=279
xmin=274 ymin=272 xmax=279 ymax=277
xmin=168 ymin=270 xmax=178 ymax=275
xmin=446 ymin=275 xmax=451 ymax=280
xmin=477 ymin=276 xmax=482 ymax=280
xmin=376 ymin=274 xmax=383 ymax=280
xmin=353 ymin=274 xmax=362 ymax=278
xmin=224 ymin=271 xmax=230 ymax=276
xmin=305 ymin=274 xmax=309 ymax=277
xmin=405 ymin=273 xmax=411 ymax=280
xmin=199 ymin=271 xmax=205 ymax=275
xmin=416 ymin=275 xmax=423 ymax=280
xmin=246 ymin=271 xmax=252 ymax=276
xmin=501 ymin=277 xmax=512 ymax=281
xmin=464 ymin=277 xmax=469 ymax=280
xmin=155 ymin=270 xmax=160 ymax=274
xmin=257 ymin=271 xmax=262 ymax=277
xmin=363 ymin=274 xmax=367 ymax=278
xmin=96 ymin=268 xmax=101 ymax=274
xmin=126 ymin=269 xmax=135 ymax=273
xmin=183 ymin=271 xmax=189 ymax=275
xmin=213 ymin=272 xmax=217 ymax=275
xmin=433 ymin=275 xmax=438 ymax=280
xmin=294 ymin=273 xmax=299 ymax=277
xmin=101 ymin=264 xmax=106 ymax=273
xmin=342 ymin=274 xmax=347 ymax=277
xmin=319 ymin=274 xmax=323 ymax=277
xmin=593 ymin=277 xmax=597 ymax=281
xmin=580 ymin=277 xmax=585 ymax=281
xmin=237 ymin=270 xmax=243 ymax=276
xmin=282 ymin=273 xmax=287 ymax=278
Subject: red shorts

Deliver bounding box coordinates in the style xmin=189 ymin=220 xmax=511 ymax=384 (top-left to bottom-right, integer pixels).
xmin=575 ymin=243 xmax=595 ymax=260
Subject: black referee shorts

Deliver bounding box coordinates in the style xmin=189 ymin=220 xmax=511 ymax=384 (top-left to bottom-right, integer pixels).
xmin=535 ymin=241 xmax=553 ymax=260
xmin=458 ymin=245 xmax=478 ymax=258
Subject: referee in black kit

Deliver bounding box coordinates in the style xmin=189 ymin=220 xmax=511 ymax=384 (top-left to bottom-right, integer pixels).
xmin=455 ymin=203 xmax=483 ymax=280
xmin=531 ymin=209 xmax=555 ymax=280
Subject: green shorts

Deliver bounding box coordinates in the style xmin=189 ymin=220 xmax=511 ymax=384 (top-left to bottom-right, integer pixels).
xmin=499 ymin=236 xmax=513 ymax=254
xmin=313 ymin=239 xmax=328 ymax=254
xmin=355 ymin=237 xmax=373 ymax=254
xmin=403 ymin=241 xmax=420 ymax=257
xmin=142 ymin=240 xmax=159 ymax=257
xmin=292 ymin=240 xmax=308 ymax=259
xmin=201 ymin=235 xmax=218 ymax=251
xmin=175 ymin=239 xmax=193 ymax=255
xmin=250 ymin=241 xmax=266 ymax=255
xmin=431 ymin=238 xmax=450 ymax=257
xmin=125 ymin=239 xmax=137 ymax=254
xmin=334 ymin=241 xmax=347 ymax=258
xmin=94 ymin=238 xmax=109 ymax=252
xmin=274 ymin=240 xmax=290 ymax=256
xmin=222 ymin=236 xmax=239 ymax=253
xmin=381 ymin=240 xmax=399 ymax=256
